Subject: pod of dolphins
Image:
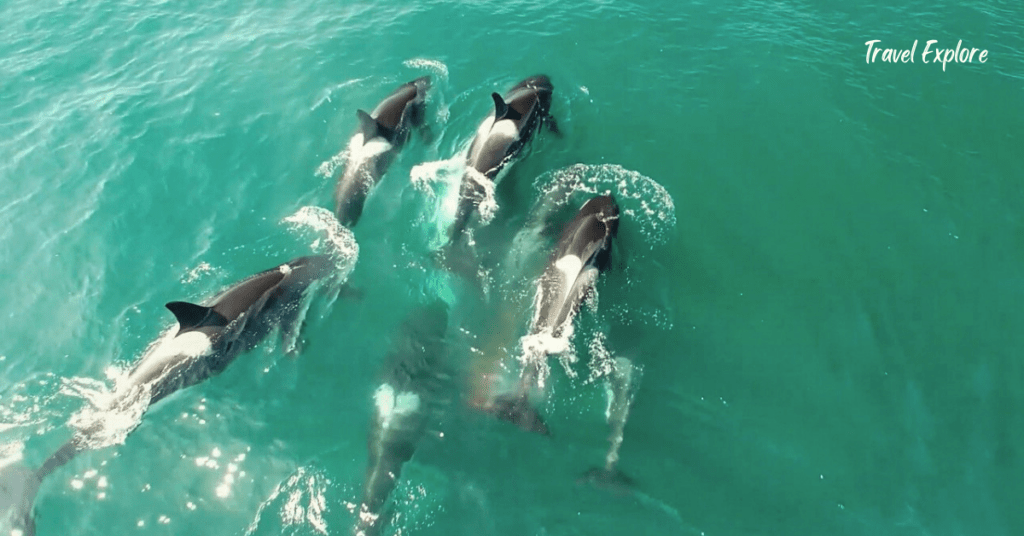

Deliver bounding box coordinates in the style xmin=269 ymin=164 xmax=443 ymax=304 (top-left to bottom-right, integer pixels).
xmin=1 ymin=74 xmax=645 ymax=536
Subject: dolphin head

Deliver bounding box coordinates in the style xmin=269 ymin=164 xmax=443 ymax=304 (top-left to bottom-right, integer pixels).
xmin=513 ymin=74 xmax=553 ymax=93
xmin=576 ymin=195 xmax=620 ymax=239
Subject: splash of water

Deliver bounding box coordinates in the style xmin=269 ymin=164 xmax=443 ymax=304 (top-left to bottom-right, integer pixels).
xmin=532 ymin=163 xmax=677 ymax=247
xmin=465 ymin=168 xmax=498 ymax=225
xmin=311 ymin=77 xmax=371 ymax=112
xmin=281 ymin=206 xmax=360 ymax=265
xmin=402 ymin=58 xmax=449 ymax=81
xmin=315 ymin=145 xmax=352 ymax=181
xmin=409 ymin=157 xmax=468 ymax=250
xmin=244 ymin=466 xmax=331 ymax=536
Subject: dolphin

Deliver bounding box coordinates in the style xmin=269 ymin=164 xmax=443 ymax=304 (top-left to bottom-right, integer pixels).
xmin=578 ymin=356 xmax=640 ymax=493
xmin=354 ymin=301 xmax=450 ymax=536
xmin=1 ymin=255 xmax=341 ymax=536
xmin=490 ymin=195 xmax=620 ymax=435
xmin=335 ymin=76 xmax=431 ymax=227
xmin=444 ymin=75 xmax=560 ymax=251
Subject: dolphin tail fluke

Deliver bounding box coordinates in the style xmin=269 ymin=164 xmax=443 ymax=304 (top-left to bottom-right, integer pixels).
xmin=491 ymin=393 xmax=550 ymax=436
xmin=0 ymin=464 xmax=41 ymax=536
xmin=578 ymin=466 xmax=635 ymax=494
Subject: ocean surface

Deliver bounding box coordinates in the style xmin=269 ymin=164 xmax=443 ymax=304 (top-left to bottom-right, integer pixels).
xmin=2 ymin=0 xmax=1023 ymax=535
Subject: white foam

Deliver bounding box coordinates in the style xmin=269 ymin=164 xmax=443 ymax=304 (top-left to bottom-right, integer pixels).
xmin=402 ymin=58 xmax=449 ymax=80
xmin=410 ymin=157 xmax=463 ymax=197
xmin=315 ymin=145 xmax=351 ymax=180
xmin=282 ymin=206 xmax=360 ymax=264
xmin=464 ymin=167 xmax=497 ymax=224
xmin=409 ymin=156 xmax=466 ymax=248
xmin=532 ymin=163 xmax=677 ymax=246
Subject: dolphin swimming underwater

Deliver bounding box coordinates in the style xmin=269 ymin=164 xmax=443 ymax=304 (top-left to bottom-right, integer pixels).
xmin=579 ymin=355 xmax=640 ymax=492
xmin=443 ymin=75 xmax=560 ymax=252
xmin=335 ymin=76 xmax=431 ymax=227
xmin=1 ymin=254 xmax=342 ymax=536
xmin=490 ymin=195 xmax=620 ymax=435
xmin=354 ymin=302 xmax=450 ymax=536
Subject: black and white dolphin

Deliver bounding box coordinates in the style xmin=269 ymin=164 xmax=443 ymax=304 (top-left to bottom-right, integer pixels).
xmin=490 ymin=195 xmax=620 ymax=435
xmin=1 ymin=255 xmax=341 ymax=536
xmin=335 ymin=76 xmax=431 ymax=227
xmin=444 ymin=75 xmax=560 ymax=248
xmin=354 ymin=302 xmax=450 ymax=536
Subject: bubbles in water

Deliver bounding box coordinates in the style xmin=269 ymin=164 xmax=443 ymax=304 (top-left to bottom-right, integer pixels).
xmin=181 ymin=262 xmax=214 ymax=284
xmin=402 ymin=58 xmax=449 ymax=81
xmin=586 ymin=331 xmax=616 ymax=383
xmin=606 ymin=302 xmax=674 ymax=330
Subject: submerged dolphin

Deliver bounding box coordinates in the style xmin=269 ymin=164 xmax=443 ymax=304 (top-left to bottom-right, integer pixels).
xmin=354 ymin=302 xmax=450 ymax=536
xmin=335 ymin=76 xmax=431 ymax=227
xmin=490 ymin=195 xmax=620 ymax=435
xmin=579 ymin=355 xmax=639 ymax=492
xmin=1 ymin=255 xmax=341 ymax=536
xmin=444 ymin=75 xmax=559 ymax=250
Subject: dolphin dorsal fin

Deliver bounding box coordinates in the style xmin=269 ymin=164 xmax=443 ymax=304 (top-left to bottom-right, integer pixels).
xmin=166 ymin=301 xmax=229 ymax=332
xmin=491 ymin=92 xmax=522 ymax=121
xmin=356 ymin=110 xmax=380 ymax=138
xmin=356 ymin=110 xmax=396 ymax=142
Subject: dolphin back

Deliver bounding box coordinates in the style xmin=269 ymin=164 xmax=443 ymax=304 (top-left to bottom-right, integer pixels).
xmin=207 ymin=266 xmax=288 ymax=324
xmin=531 ymin=195 xmax=620 ymax=333
xmin=214 ymin=255 xmax=333 ymax=357
xmin=371 ymin=76 xmax=431 ymax=133
xmin=336 ymin=76 xmax=432 ymax=227
xmin=356 ymin=302 xmax=451 ymax=536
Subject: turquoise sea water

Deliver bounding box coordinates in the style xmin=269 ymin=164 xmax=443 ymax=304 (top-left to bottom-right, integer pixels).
xmin=2 ymin=0 xmax=1023 ymax=535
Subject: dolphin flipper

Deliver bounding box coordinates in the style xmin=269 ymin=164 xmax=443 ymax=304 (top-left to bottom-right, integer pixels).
xmin=545 ymin=114 xmax=561 ymax=136
xmin=0 ymin=464 xmax=41 ymax=536
xmin=491 ymin=393 xmax=549 ymax=436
